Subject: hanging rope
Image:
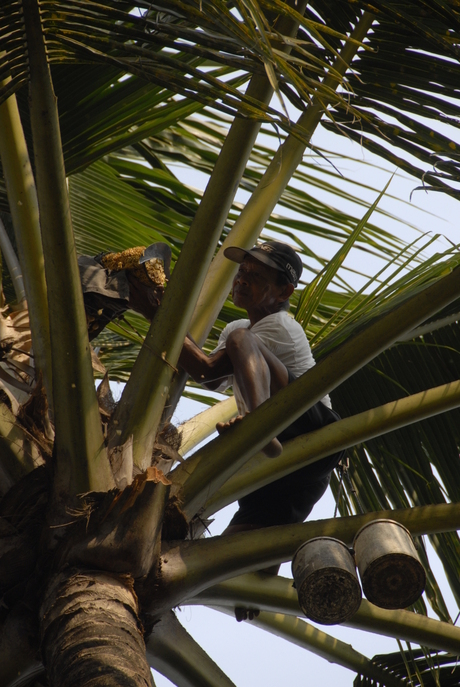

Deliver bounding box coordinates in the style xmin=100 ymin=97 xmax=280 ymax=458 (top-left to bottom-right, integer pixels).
xmin=333 ymin=456 xmax=366 ymax=517
xmin=333 ymin=456 xmax=347 ymax=518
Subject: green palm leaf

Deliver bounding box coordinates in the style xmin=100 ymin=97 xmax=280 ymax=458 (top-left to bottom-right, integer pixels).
xmin=354 ymin=647 xmax=460 ymax=687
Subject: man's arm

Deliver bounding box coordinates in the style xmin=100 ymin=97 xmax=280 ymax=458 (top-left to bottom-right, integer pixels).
xmin=179 ymin=335 xmax=233 ymax=391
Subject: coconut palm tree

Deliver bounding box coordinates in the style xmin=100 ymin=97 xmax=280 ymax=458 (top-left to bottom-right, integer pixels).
xmin=2 ymin=1 xmax=460 ymax=685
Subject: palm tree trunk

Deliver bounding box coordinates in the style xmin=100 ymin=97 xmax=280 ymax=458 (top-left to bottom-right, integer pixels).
xmin=40 ymin=569 xmax=153 ymax=687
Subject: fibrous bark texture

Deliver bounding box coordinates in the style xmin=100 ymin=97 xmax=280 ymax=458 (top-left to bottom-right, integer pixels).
xmin=40 ymin=569 xmax=152 ymax=687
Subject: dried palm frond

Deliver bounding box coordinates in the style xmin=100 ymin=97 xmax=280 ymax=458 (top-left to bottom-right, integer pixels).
xmin=100 ymin=246 xmax=167 ymax=288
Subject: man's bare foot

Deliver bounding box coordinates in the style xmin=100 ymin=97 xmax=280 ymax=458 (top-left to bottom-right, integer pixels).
xmin=216 ymin=415 xmax=245 ymax=435
xmin=216 ymin=416 xmax=283 ymax=458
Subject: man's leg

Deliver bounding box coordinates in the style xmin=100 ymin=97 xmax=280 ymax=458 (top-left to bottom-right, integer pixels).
xmin=220 ymin=522 xmax=278 ymax=620
xmin=216 ymin=327 xmax=289 ymax=457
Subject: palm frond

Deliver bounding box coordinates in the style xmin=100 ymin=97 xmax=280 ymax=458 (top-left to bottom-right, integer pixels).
xmin=330 ymin=314 xmax=460 ymax=617
xmin=1 ymin=0 xmax=354 ymax=124
xmin=354 ymin=647 xmax=460 ymax=687
xmin=67 ymin=136 xmax=436 ymax=383
xmin=320 ymin=0 xmax=460 ymax=195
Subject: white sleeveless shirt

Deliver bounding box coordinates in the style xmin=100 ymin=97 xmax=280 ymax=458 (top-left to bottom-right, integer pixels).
xmin=211 ymin=310 xmax=331 ymax=414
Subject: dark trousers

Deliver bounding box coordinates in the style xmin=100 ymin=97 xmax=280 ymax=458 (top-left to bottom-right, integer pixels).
xmin=228 ymin=397 xmax=344 ymax=527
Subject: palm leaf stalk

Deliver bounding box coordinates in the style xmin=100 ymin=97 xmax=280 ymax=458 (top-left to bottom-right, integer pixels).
xmin=0 ymin=218 xmax=25 ymax=304
xmin=127 ymin=119 xmax=416 ymax=262
xmin=179 ymin=397 xmax=237 ymax=456
xmin=149 ymin=501 xmax=460 ymax=617
xmin=189 ymin=11 xmax=375 ymax=345
xmin=22 ymin=0 xmax=113 ymax=497
xmin=108 ymin=0 xmax=311 ymax=461
xmin=202 ymin=379 xmax=460 ymax=516
xmin=163 ymin=0 xmax=310 ymax=417
xmin=181 ymin=0 xmax=310 ymax=341
xmin=67 ymin=139 xmax=413 ymax=323
xmin=146 ymin=611 xmax=237 ymax=687
xmin=0 ymin=84 xmax=51 ymax=397
xmin=0 ymin=401 xmax=43 ymax=490
xmin=213 ymin=605 xmax=404 ymax=687
xmin=194 ymin=574 xmax=460 ymax=654
xmin=173 ymin=260 xmax=460 ymax=520
xmin=106 ymin=7 xmax=374 ymax=473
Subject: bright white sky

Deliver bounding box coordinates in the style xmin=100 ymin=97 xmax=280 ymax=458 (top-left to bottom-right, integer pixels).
xmin=133 ymin=110 xmax=460 ymax=686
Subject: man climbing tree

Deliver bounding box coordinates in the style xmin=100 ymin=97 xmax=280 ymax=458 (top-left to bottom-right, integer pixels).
xmin=179 ymin=241 xmax=344 ymax=536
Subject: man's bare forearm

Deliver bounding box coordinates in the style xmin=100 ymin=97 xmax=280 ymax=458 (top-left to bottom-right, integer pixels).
xmin=179 ymin=336 xmax=233 ymax=389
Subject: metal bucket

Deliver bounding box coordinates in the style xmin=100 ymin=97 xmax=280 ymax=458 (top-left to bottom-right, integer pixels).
xmin=291 ymin=537 xmax=362 ymax=625
xmin=353 ymin=519 xmax=426 ymax=609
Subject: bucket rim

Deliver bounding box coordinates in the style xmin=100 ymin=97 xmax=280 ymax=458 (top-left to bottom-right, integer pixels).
xmin=292 ymin=536 xmax=351 ymax=568
xmin=353 ymin=518 xmax=412 ymax=546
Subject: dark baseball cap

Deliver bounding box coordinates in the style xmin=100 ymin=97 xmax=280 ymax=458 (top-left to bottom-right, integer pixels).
xmin=224 ymin=241 xmax=303 ymax=286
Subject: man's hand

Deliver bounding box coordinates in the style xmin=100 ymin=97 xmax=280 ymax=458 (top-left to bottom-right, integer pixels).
xmin=178 ymin=335 xmax=233 ymax=389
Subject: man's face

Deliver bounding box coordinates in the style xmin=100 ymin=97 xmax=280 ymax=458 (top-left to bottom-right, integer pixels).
xmin=232 ymin=257 xmax=286 ymax=312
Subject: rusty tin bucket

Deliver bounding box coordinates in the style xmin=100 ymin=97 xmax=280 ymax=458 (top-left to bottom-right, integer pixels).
xmin=353 ymin=519 xmax=426 ymax=609
xmin=291 ymin=537 xmax=362 ymax=625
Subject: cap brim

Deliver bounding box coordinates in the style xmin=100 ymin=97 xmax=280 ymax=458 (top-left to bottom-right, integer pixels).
xmin=223 ymin=246 xmax=250 ymax=263
xmin=223 ymin=246 xmax=282 ymax=272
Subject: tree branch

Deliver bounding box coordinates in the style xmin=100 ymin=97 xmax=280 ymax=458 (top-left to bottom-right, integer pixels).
xmin=0 ymin=84 xmax=52 ymax=400
xmin=149 ymin=501 xmax=460 ymax=616
xmin=108 ymin=0 xmax=311 ymax=465
xmin=194 ymin=574 xmax=460 ymax=654
xmin=189 ymin=11 xmax=375 ymax=346
xmin=212 ymin=606 xmax=404 ymax=687
xmin=203 ymin=379 xmax=460 ymax=516
xmin=146 ymin=610 xmax=237 ymax=687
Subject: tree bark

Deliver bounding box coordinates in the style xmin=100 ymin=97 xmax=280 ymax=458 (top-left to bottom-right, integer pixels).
xmin=40 ymin=569 xmax=153 ymax=687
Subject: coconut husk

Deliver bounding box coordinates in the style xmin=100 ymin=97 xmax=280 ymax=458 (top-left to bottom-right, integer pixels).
xmin=101 ymin=247 xmax=166 ymax=288
xmin=152 ymin=423 xmax=183 ymax=465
